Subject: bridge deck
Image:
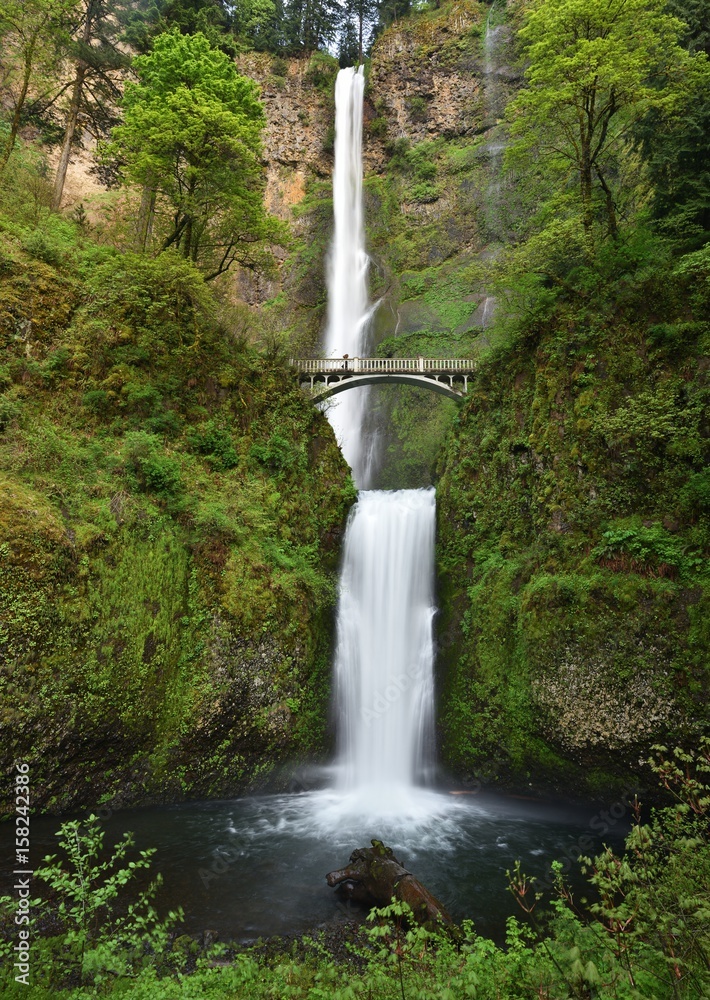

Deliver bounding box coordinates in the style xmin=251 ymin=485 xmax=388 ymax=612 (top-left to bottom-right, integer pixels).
xmin=291 ymin=357 xmax=476 ymax=374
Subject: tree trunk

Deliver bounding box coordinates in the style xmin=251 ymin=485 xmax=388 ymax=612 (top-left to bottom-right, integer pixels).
xmin=580 ymin=139 xmax=593 ymax=239
xmin=135 ymin=183 xmax=156 ymax=250
xmin=182 ymin=217 xmax=193 ymax=259
xmin=52 ymin=2 xmax=93 ymax=210
xmin=52 ymin=63 xmax=87 ymax=210
xmin=0 ymin=33 xmax=40 ymax=175
xmin=326 ymin=840 xmax=453 ymax=929
xmin=595 ymin=166 xmax=618 ymax=240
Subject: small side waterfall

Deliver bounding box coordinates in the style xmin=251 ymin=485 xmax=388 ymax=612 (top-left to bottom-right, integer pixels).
xmin=333 ymin=489 xmax=436 ymax=814
xmin=323 ymin=66 xmax=373 ymax=487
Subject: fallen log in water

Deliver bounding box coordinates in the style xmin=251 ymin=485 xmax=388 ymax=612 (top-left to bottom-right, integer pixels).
xmin=326 ymin=839 xmax=453 ymax=928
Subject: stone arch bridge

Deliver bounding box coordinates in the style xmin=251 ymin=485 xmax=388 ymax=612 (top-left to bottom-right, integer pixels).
xmin=290 ymin=357 xmax=477 ymax=402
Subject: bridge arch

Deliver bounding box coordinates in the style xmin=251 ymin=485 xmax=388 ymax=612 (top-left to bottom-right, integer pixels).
xmin=310 ymin=373 xmax=467 ymax=402
xmin=291 ymin=358 xmax=477 ymax=404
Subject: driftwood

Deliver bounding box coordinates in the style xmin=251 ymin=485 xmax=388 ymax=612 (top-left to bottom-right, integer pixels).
xmin=326 ymin=839 xmax=453 ymax=928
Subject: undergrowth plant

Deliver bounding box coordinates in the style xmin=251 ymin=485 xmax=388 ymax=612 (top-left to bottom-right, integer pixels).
xmin=508 ymin=738 xmax=710 ymax=999
xmin=0 ymin=815 xmax=183 ymax=991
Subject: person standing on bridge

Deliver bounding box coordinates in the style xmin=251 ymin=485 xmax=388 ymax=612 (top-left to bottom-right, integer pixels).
xmin=342 ymin=353 xmax=349 ymax=371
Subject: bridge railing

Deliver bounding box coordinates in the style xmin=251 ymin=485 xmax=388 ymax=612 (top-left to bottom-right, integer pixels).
xmin=290 ymin=357 xmax=477 ymax=373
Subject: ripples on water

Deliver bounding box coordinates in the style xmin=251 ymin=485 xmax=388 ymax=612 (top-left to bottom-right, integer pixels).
xmin=2 ymin=786 xmax=626 ymax=944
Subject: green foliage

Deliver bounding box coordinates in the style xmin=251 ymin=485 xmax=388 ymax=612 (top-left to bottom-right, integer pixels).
xmin=509 ymin=740 xmax=710 ymax=999
xmin=368 ymin=114 xmax=387 ymax=137
xmin=0 ymin=387 xmax=22 ymax=430
xmin=123 ymin=431 xmax=184 ymax=500
xmin=1 ymin=746 xmax=706 ymax=998
xmin=187 ymin=419 xmax=239 ymax=470
xmin=304 ymin=49 xmax=339 ymax=91
xmin=0 ymin=185 xmax=351 ymax=812
xmin=634 ymin=0 xmax=710 ymax=244
xmin=0 ymin=814 xmax=182 ymax=990
xmin=409 ymin=180 xmax=440 ymax=204
xmin=506 ymin=0 xmax=697 ymax=243
xmin=407 ymin=93 xmax=428 ymax=122
xmin=391 ymin=139 xmax=439 ymax=181
xmin=436 ymin=244 xmax=710 ymax=786
xmin=594 ymin=376 xmax=704 ymax=464
xmin=592 ymin=523 xmax=705 ymax=578
xmin=249 ymin=432 xmax=303 ymax=473
xmin=107 ymin=30 xmax=285 ymax=280
xmin=270 ymin=54 xmax=288 ymax=76
xmin=674 ymin=242 xmax=710 ymax=297
xmin=22 ymin=228 xmax=65 ymax=267
xmin=0 ymin=0 xmax=77 ymax=171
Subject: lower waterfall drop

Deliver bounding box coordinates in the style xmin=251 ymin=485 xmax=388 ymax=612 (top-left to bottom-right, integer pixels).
xmin=332 ymin=488 xmax=437 ymax=818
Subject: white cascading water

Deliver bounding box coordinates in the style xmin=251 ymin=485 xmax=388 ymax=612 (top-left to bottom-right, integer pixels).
xmin=333 ymin=489 xmax=436 ymax=815
xmin=318 ymin=71 xmax=444 ymax=824
xmin=323 ymin=66 xmax=373 ymax=488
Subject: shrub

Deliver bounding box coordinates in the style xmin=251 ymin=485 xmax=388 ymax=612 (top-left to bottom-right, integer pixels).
xmin=305 ymin=50 xmax=339 ymax=92
xmin=407 ymin=94 xmax=429 ymax=122
xmin=323 ymin=124 xmax=335 ymax=155
xmin=81 ymin=251 xmax=215 ymax=354
xmin=249 ymin=432 xmax=299 ymax=473
xmin=509 ymin=739 xmax=710 ymax=999
xmin=187 ymin=420 xmax=239 ymax=470
xmin=368 ymin=116 xmax=388 ymax=138
xmin=409 ymin=180 xmax=440 ymax=203
xmin=0 ymin=389 xmax=21 ymax=430
xmin=39 ymin=347 xmax=71 ymax=385
xmin=20 ymin=217 xmax=80 ymax=267
xmin=82 ymin=389 xmax=111 ymax=415
xmin=123 ymin=431 xmax=183 ymax=498
xmin=22 ymin=228 xmax=64 ymax=267
xmin=123 ymin=381 xmax=163 ymax=417
xmin=386 ymin=136 xmax=412 ymax=170
xmin=682 ymin=468 xmax=710 ymax=515
xmin=270 ymin=55 xmax=288 ymax=77
xmin=0 ymin=814 xmax=182 ymax=989
xmin=592 ymin=523 xmax=705 ymax=577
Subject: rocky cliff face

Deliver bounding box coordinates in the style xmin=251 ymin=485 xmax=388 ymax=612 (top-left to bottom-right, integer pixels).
xmin=244 ymin=2 xmax=519 ymax=342
xmin=236 ymin=52 xmax=334 ymax=220
xmin=365 ymin=0 xmax=486 ymax=167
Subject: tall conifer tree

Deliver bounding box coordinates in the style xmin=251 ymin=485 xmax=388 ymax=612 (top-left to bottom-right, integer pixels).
xmin=0 ymin=0 xmax=77 ymax=173
xmin=51 ymin=0 xmax=130 ymax=209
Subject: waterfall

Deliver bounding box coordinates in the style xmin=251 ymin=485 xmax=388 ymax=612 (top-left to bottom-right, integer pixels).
xmin=329 ymin=489 xmax=438 ymax=818
xmin=319 ymin=70 xmax=442 ymax=825
xmin=323 ymin=66 xmax=373 ymax=487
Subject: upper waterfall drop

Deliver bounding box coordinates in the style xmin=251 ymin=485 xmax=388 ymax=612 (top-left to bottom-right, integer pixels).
xmin=323 ymin=66 xmax=373 ymax=487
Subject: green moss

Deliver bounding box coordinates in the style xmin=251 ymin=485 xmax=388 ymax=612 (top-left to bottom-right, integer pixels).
xmin=0 ymin=236 xmax=352 ymax=817
xmin=436 ymin=273 xmax=710 ymax=796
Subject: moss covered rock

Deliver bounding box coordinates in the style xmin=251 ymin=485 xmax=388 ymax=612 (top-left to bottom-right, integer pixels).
xmin=436 ymin=274 xmax=710 ymax=797
xmin=0 ymin=239 xmax=353 ymax=817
